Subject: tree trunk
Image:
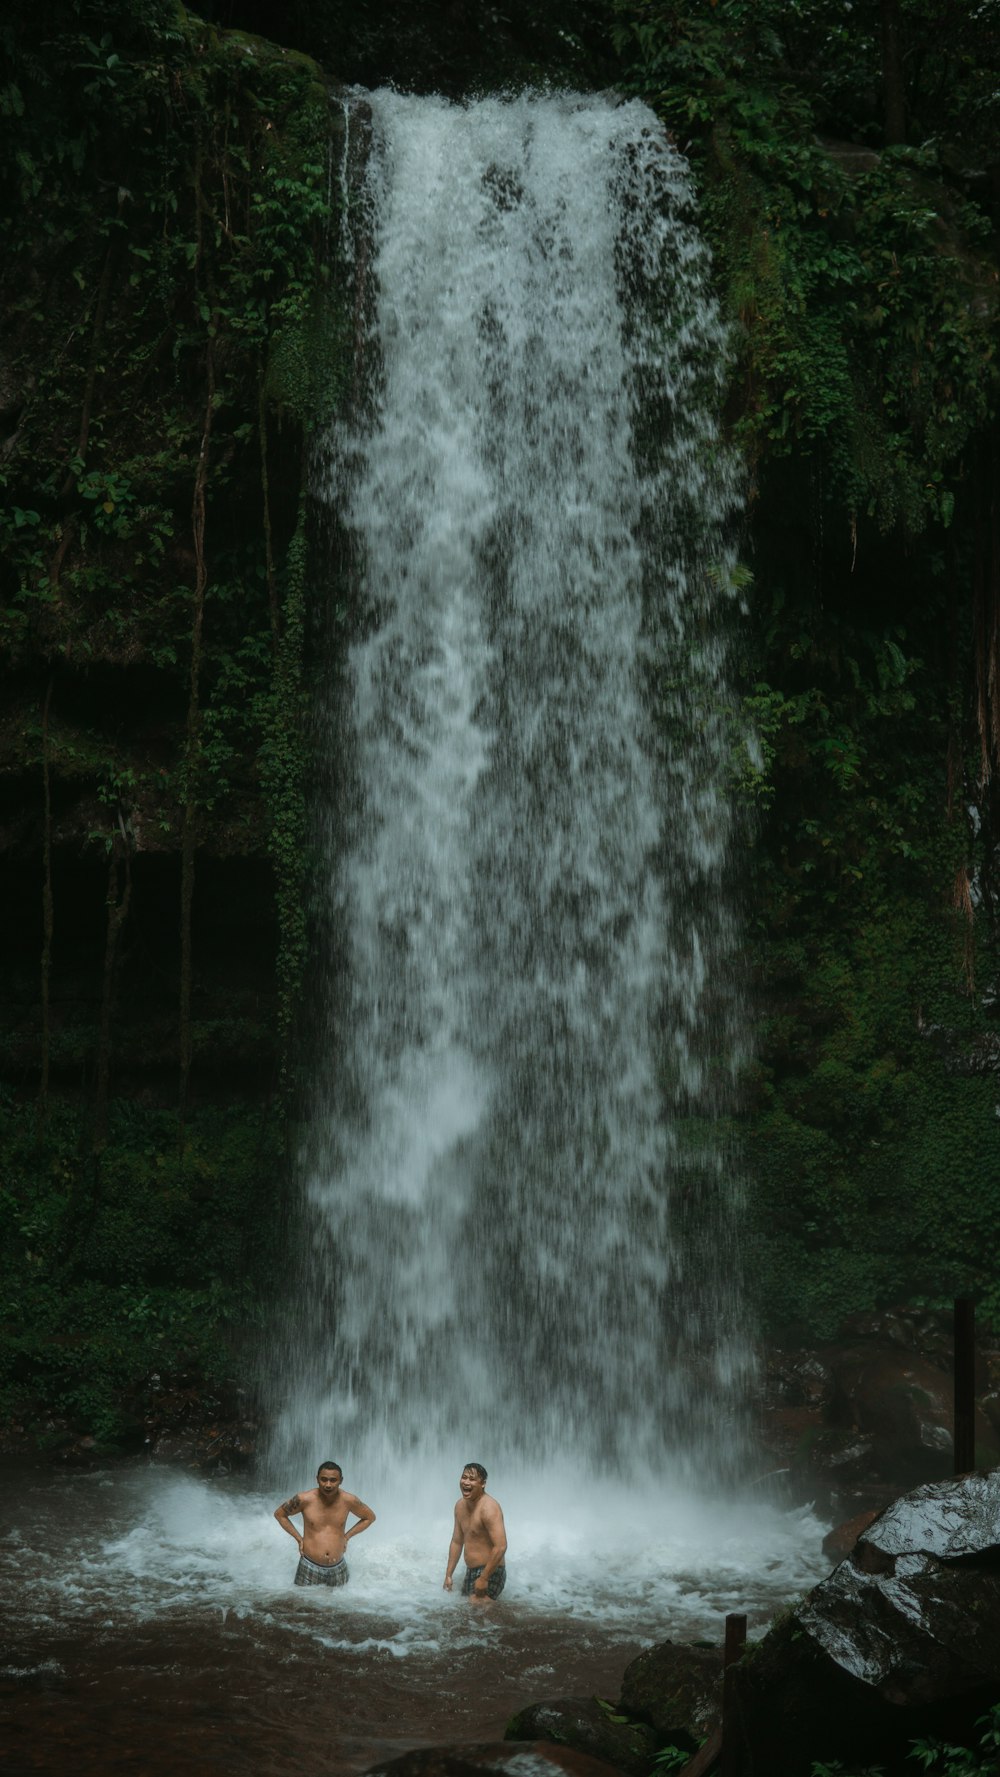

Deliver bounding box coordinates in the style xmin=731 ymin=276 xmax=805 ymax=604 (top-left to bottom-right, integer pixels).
xmin=94 ymin=827 xmax=132 ymax=1152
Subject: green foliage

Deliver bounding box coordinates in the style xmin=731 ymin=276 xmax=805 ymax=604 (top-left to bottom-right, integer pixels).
xmin=0 ymin=0 xmax=344 ymax=1062
xmin=0 ymin=1094 xmax=277 ymax=1442
xmin=0 ymin=3 xmax=348 ymax=1437
xmin=910 ymin=1702 xmax=1000 ymax=1773
xmin=810 ymin=1763 xmax=885 ymax=1777
xmin=737 ymin=510 xmax=998 ymax=1339
xmin=612 ymin=0 xmax=999 ymax=532
xmin=196 ymin=0 xmax=619 ymax=93
xmin=652 ymin=1745 xmax=696 ymax=1772
xmin=606 ymin=0 xmax=1000 ymax=1341
xmin=805 ymin=1705 xmax=1000 ymax=1777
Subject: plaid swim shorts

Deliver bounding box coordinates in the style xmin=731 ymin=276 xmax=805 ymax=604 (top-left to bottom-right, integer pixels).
xmin=294 ymin=1552 xmax=350 ymax=1588
xmin=462 ymin=1563 xmax=506 ymax=1599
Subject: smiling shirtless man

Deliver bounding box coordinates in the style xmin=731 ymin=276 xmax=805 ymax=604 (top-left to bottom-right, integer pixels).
xmin=443 ymin=1461 xmax=508 ymax=1600
xmin=274 ymin=1461 xmax=376 ymax=1588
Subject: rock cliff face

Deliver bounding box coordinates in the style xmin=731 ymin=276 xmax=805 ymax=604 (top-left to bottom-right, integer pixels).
xmin=756 ymin=1308 xmax=1000 ymax=1516
xmin=0 ymin=7 xmax=338 ymax=1111
xmin=0 ymin=3 xmax=343 ymax=1441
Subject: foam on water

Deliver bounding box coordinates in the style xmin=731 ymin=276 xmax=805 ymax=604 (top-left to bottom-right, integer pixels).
xmin=2 ymin=1470 xmax=827 ymax=1654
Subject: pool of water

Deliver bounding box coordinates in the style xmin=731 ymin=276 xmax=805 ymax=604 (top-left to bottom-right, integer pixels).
xmin=0 ymin=1462 xmax=829 ymax=1774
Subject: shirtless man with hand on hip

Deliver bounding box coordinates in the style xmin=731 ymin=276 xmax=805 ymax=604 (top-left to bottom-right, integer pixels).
xmin=274 ymin=1460 xmax=376 ymax=1588
xmin=443 ymin=1461 xmax=508 ymax=1600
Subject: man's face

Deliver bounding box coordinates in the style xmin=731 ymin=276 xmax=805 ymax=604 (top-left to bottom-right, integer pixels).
xmin=317 ymin=1468 xmax=342 ymax=1499
xmin=460 ymin=1469 xmax=484 ymax=1501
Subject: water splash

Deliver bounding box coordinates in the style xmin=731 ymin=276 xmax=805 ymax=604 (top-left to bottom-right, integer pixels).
xmin=272 ymin=90 xmax=747 ymax=1489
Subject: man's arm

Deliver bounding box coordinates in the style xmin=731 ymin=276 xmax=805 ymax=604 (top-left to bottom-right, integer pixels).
xmin=443 ymin=1507 xmax=465 ymax=1590
xmin=344 ymin=1493 xmax=376 ymax=1541
xmin=472 ymin=1501 xmax=507 ymax=1596
xmin=273 ymin=1492 xmax=306 ymax=1552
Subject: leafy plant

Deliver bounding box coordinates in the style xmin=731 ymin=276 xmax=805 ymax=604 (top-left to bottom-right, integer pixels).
xmin=910 ymin=1702 xmax=1000 ymax=1773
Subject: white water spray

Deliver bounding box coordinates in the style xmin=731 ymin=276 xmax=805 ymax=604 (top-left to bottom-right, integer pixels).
xmin=273 ymin=90 xmax=747 ymax=1490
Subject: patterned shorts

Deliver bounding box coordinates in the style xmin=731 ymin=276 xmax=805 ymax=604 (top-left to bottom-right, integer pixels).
xmin=294 ymin=1553 xmax=350 ymax=1588
xmin=462 ymin=1564 xmax=506 ymax=1599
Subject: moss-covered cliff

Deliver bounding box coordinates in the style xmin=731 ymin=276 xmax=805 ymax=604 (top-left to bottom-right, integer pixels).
xmin=607 ymin=0 xmax=1000 ymax=1337
xmin=0 ymin=0 xmax=343 ymax=1443
xmin=1 ymin=0 xmax=998 ymax=1448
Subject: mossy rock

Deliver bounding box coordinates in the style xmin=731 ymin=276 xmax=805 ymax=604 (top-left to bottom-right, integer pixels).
xmin=505 ymin=1696 xmax=660 ymax=1777
xmin=618 ymin=1640 xmax=723 ymax=1743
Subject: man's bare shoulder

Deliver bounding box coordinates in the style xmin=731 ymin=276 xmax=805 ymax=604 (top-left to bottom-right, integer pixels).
xmin=481 ymin=1493 xmax=504 ymax=1522
xmin=278 ymin=1487 xmax=316 ymax=1513
xmin=339 ymin=1489 xmax=363 ymax=1510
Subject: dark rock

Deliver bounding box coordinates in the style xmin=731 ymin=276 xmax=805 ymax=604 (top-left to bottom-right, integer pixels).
xmin=766 ymin=1349 xmax=836 ymax=1411
xmin=825 ymin=1345 xmax=997 ymax=1487
xmin=149 ymin=1430 xmax=203 ymax=1465
xmin=728 ymin=1469 xmax=1000 ymax=1775
xmin=505 ymin=1697 xmax=659 ymax=1777
xmin=835 ymin=1308 xmax=955 ymax=1357
xmin=821 ymin=1507 xmax=880 ymax=1563
xmin=148 ymin=1421 xmax=257 ymax=1470
xmin=981 ymin=1390 xmax=1000 ymax=1437
xmin=805 ymin=1470 xmax=1000 ymax=1701
xmin=796 ymin=1426 xmax=878 ymax=1482
xmin=618 ymin=1640 xmax=722 ymax=1745
xmin=817 ymin=137 xmax=883 ymax=178
xmin=756 ymin=1402 xmax=824 ymax=1468
xmin=362 ymin=1743 xmax=627 ymax=1776
xmin=53 ymin=1433 xmax=101 ymax=1468
xmin=757 ymin=1317 xmax=1000 ymax=1510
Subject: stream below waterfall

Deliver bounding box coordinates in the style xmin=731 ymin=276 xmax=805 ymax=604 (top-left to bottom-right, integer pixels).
xmin=1 ymin=1463 xmax=828 ymax=1774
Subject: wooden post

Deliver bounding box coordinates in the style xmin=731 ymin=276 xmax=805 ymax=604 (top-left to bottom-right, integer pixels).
xmin=954 ymin=1296 xmax=976 ymax=1473
xmin=721 ymin=1613 xmax=747 ymax=1777
xmin=676 ymin=1613 xmax=747 ymax=1777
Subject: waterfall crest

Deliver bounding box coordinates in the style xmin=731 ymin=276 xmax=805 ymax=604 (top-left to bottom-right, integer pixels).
xmin=273 ymin=90 xmax=748 ymax=1488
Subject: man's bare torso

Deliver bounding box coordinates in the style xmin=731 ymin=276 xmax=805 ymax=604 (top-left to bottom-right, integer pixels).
xmin=455 ymin=1493 xmax=503 ymax=1568
xmin=282 ymin=1487 xmax=358 ymax=1564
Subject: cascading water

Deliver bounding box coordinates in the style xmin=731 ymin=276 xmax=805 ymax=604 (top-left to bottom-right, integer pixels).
xmin=272 ymin=89 xmax=749 ymax=1490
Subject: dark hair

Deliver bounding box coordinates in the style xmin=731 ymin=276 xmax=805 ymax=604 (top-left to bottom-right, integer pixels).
xmin=462 ymin=1461 xmax=487 ymax=1482
xmin=317 ymin=1461 xmax=343 ymax=1479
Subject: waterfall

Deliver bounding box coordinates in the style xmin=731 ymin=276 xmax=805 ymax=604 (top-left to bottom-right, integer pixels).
xmin=272 ymin=90 xmax=748 ymax=1490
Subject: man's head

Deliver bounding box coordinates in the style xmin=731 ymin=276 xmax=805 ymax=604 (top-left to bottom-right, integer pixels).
xmin=317 ymin=1461 xmax=343 ymax=1497
xmin=460 ymin=1461 xmax=487 ymax=1499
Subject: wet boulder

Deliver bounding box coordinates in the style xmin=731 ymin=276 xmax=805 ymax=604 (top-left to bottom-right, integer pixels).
xmin=617 ymin=1640 xmax=722 ymax=1746
xmin=505 ymin=1696 xmax=659 ymax=1776
xmin=363 ymin=1743 xmax=627 ymax=1776
xmin=730 ymin=1469 xmax=1000 ymax=1775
